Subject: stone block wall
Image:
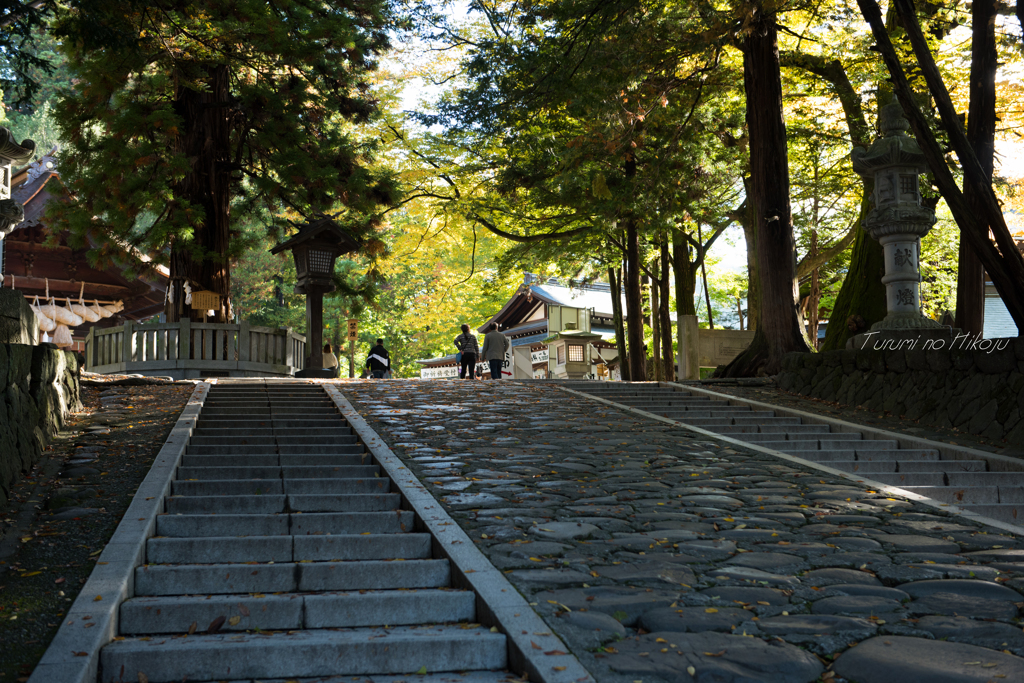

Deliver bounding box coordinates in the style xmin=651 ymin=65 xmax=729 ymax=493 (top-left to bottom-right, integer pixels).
xmin=777 ymin=338 xmax=1024 ymax=445
xmin=0 ymin=342 xmax=83 ymax=507
xmin=0 ymin=287 xmax=38 ymax=345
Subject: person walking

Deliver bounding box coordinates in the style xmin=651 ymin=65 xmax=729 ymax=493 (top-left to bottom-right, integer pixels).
xmin=323 ymin=343 xmax=340 ymax=378
xmin=481 ymin=323 xmax=509 ymax=380
xmin=365 ymin=338 xmax=390 ymax=379
xmin=454 ymin=324 xmax=480 ymax=380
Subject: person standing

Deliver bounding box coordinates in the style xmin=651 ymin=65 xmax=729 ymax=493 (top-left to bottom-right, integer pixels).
xmin=322 ymin=343 xmax=340 ymax=378
xmin=481 ymin=323 xmax=509 ymax=380
xmin=454 ymin=324 xmax=480 ymax=380
xmin=366 ymin=338 xmax=390 ymax=379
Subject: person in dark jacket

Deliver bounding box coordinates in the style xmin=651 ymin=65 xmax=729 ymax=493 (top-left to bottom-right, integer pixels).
xmin=366 ymin=339 xmax=390 ymax=379
xmin=454 ymin=324 xmax=480 ymax=380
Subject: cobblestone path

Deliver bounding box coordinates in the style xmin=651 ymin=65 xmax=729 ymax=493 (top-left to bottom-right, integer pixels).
xmin=341 ymin=380 xmax=1024 ymax=683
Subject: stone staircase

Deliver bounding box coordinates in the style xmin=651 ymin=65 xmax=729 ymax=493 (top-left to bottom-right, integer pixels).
xmin=565 ymin=383 xmax=1024 ymax=524
xmin=99 ymin=382 xmax=507 ymax=682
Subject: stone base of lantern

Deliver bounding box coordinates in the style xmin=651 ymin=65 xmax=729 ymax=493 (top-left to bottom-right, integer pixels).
xmin=847 ymin=326 xmax=961 ymax=352
xmin=870 ymin=311 xmax=944 ymax=332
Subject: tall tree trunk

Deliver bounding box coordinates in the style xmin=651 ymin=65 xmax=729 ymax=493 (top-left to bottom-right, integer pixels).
xmin=956 ymin=0 xmax=996 ymax=336
xmin=720 ymin=4 xmax=809 ymax=376
xmin=739 ymin=198 xmax=759 ymax=332
xmin=821 ymin=188 xmax=884 ymax=350
xmin=167 ymin=64 xmax=232 ymax=323
xmin=809 ymin=230 xmax=820 ymax=349
xmin=673 ymin=229 xmax=697 ymax=380
xmin=698 ymin=222 xmax=714 ymax=329
xmin=650 ymin=263 xmax=662 ymax=381
xmin=625 ymin=217 xmax=646 ymax=381
xmin=609 ymin=265 xmax=629 ymax=381
xmin=659 ymin=236 xmax=674 ymax=381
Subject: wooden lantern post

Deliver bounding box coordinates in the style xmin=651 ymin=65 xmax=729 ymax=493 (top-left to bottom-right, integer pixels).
xmin=271 ymin=218 xmax=360 ymax=378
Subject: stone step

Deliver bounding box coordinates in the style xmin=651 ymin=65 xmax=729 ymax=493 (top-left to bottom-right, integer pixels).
xmin=898 ymin=459 xmax=986 ymax=472
xmin=899 ymin=486 xmax=1000 ymax=505
xmin=947 ymin=472 xmax=1024 ymax=487
xmin=199 ymin=407 xmax=340 ymax=416
xmin=614 ymin=399 xmax=727 ymax=407
xmin=682 ymin=417 xmax=804 ymax=427
xmin=855 ymin=449 xmax=940 ymax=461
xmin=201 ymin=401 xmax=337 ymax=405
xmin=826 ymin=460 xmax=898 ymax=474
xmin=134 ymin=559 xmax=451 ymax=595
xmin=156 ymin=511 xmax=416 ymax=537
xmin=958 ymin=503 xmax=1024 ymax=524
xmin=710 ymin=424 xmax=831 ymax=435
xmin=653 ymin=409 xmax=773 ymax=419
xmin=180 ymin=454 xmax=369 ymax=468
xmin=119 ymin=589 xmax=477 ymax=634
xmin=170 ymin=478 xmax=389 ymax=497
xmin=190 ymin=434 xmax=357 ymax=445
xmin=753 ymin=439 xmax=898 ymax=452
xmin=196 ymin=419 xmax=351 ymax=429
xmin=196 ymin=426 xmax=353 ymax=436
xmin=186 ymin=444 xmax=364 ymax=455
xmin=163 ymin=493 xmax=402 ymax=514
xmin=825 ymin=460 xmax=985 ymax=476
xmin=99 ymin=625 xmax=506 ymax=682
xmin=177 ymin=465 xmax=380 ymax=480
xmin=729 ymin=432 xmax=862 ymax=443
xmin=842 ymin=471 xmax=948 ymax=487
xmin=146 ymin=533 xmax=432 ymax=563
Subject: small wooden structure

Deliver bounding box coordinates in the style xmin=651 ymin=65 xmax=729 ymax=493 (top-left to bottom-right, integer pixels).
xmin=85 ymin=320 xmax=306 ymax=379
xmin=1 ymin=153 xmax=168 ymax=350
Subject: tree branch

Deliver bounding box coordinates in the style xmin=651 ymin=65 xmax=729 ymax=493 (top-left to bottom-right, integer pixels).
xmin=778 ymin=50 xmax=870 ymax=148
xmin=796 ymin=219 xmax=857 ymax=278
xmin=471 ymin=212 xmax=592 ymax=243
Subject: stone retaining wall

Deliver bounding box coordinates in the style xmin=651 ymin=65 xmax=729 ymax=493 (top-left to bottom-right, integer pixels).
xmin=0 ymin=288 xmax=38 ymax=345
xmin=1 ymin=342 xmax=83 ymax=507
xmin=778 ymin=339 xmax=1024 ymax=445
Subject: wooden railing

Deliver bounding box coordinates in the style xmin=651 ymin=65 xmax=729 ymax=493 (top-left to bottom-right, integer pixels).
xmin=84 ymin=320 xmax=306 ymax=377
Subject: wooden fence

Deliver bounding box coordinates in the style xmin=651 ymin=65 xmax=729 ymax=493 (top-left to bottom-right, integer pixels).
xmin=84 ymin=321 xmax=306 ymax=377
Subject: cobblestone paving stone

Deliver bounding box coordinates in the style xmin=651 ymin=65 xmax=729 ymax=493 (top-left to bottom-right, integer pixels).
xmin=340 ymin=380 xmax=1024 ymax=683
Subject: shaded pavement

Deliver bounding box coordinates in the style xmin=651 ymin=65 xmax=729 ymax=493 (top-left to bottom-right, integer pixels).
xmin=0 ymin=379 xmax=194 ymax=681
xmin=341 ymin=379 xmax=1024 ymax=683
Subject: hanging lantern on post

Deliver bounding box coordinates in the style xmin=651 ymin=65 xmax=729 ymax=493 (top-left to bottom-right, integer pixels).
xmin=270 ymin=217 xmax=360 ymax=378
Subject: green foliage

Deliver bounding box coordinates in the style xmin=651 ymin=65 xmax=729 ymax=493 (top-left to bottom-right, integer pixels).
xmin=48 ymin=0 xmax=401 ymax=283
xmin=0 ymin=2 xmax=54 ymax=106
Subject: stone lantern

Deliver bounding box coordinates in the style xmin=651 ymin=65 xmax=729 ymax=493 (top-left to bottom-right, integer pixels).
xmin=271 ymin=217 xmax=359 ymax=377
xmin=851 ymin=98 xmax=944 ymax=338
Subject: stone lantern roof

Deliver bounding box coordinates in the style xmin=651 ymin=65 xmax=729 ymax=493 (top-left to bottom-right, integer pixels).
xmin=851 ymin=99 xmax=929 ymax=178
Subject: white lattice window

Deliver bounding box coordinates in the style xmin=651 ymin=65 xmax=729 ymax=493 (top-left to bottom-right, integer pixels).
xmin=309 ymin=249 xmax=334 ymax=274
xmin=568 ymin=344 xmax=584 ymax=362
